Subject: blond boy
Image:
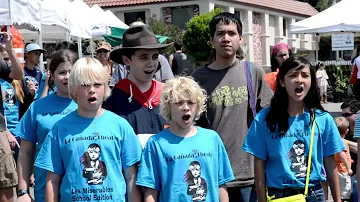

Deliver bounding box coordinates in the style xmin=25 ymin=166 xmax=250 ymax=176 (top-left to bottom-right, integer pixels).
xmin=334 ymin=117 xmax=353 ymax=201
xmin=136 ymin=76 xmax=234 ymax=202
xmin=34 ymin=58 xmax=142 ymax=202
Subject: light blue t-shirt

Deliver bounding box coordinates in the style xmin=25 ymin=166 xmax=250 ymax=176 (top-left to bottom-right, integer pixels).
xmin=34 ymin=110 xmax=142 ymax=202
xmin=13 ymin=93 xmax=77 ymax=202
xmin=136 ymin=127 xmax=234 ymax=201
xmin=242 ymin=108 xmax=345 ymax=189
xmin=0 ymin=79 xmax=19 ymax=134
xmin=34 ymin=73 xmax=57 ymax=99
xmin=353 ymin=115 xmax=360 ymax=138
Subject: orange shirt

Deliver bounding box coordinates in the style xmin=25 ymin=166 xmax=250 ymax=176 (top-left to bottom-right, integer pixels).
xmin=334 ymin=139 xmax=351 ymax=173
xmin=264 ymin=69 xmax=279 ymax=91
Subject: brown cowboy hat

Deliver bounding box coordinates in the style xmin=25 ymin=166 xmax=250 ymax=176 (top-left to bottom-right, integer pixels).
xmin=110 ymin=24 xmax=173 ymax=64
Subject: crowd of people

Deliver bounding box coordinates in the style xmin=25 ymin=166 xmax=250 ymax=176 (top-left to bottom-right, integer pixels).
xmin=0 ymin=11 xmax=358 ymax=202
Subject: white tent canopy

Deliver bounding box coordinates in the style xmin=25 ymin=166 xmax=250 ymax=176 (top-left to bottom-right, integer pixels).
xmin=69 ymin=0 xmax=92 ymax=39
xmin=290 ymin=0 xmax=360 ymax=34
xmin=89 ymin=5 xmax=109 ymax=38
xmin=20 ymin=0 xmax=71 ymax=41
xmin=0 ymin=0 xmax=41 ymax=30
xmin=105 ymin=10 xmax=129 ymax=29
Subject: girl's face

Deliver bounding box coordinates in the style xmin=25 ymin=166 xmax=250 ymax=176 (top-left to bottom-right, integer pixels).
xmin=88 ymin=147 xmax=100 ymax=160
xmin=52 ymin=62 xmax=71 ymax=98
xmin=281 ymin=65 xmax=311 ymax=103
xmin=293 ymin=143 xmax=305 ymax=156
xmin=319 ymin=65 xmax=325 ymax=70
xmin=190 ymin=164 xmax=200 ymax=178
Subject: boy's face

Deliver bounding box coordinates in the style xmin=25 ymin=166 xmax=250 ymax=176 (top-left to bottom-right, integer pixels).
xmin=76 ymin=83 xmax=105 ymax=112
xmin=211 ymin=21 xmax=242 ymax=60
xmin=169 ymin=94 xmax=197 ymax=129
xmin=27 ymin=51 xmax=41 ymax=64
xmin=123 ymin=49 xmax=160 ymax=83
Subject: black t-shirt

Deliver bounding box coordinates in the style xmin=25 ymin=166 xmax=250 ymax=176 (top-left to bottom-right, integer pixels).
xmin=172 ymin=52 xmax=194 ymax=76
xmin=0 ymin=60 xmax=12 ymax=130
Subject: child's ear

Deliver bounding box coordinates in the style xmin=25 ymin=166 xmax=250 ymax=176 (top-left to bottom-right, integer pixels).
xmin=346 ymin=128 xmax=349 ymax=134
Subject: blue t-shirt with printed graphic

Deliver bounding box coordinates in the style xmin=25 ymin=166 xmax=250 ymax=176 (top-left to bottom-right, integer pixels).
xmin=13 ymin=93 xmax=77 ymax=202
xmin=242 ymin=108 xmax=345 ymax=189
xmin=24 ymin=66 xmax=42 ymax=91
xmin=35 ymin=73 xmax=57 ymax=99
xmin=0 ymin=79 xmax=19 ymax=134
xmin=34 ymin=110 xmax=142 ymax=202
xmin=136 ymin=127 xmax=234 ymax=201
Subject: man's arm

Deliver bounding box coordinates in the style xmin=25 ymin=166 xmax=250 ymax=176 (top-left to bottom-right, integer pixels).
xmin=1 ymin=32 xmax=24 ymax=80
xmin=168 ymin=54 xmax=174 ymax=68
xmin=124 ymin=165 xmax=142 ymax=202
xmin=344 ymin=139 xmax=358 ymax=153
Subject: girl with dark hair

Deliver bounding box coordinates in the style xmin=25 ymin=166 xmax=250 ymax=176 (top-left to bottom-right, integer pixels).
xmin=243 ymin=56 xmax=344 ymax=202
xmin=15 ymin=50 xmax=78 ymax=202
xmin=265 ymin=42 xmax=292 ymax=91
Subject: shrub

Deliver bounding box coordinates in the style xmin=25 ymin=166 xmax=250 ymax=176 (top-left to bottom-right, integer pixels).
xmin=182 ymin=8 xmax=222 ymax=64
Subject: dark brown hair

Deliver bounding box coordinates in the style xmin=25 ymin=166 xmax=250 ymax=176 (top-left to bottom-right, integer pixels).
xmin=48 ymin=50 xmax=78 ymax=90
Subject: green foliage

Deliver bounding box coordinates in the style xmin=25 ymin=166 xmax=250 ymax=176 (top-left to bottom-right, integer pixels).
xmin=147 ymin=15 xmax=183 ymax=55
xmin=182 ymin=8 xmax=222 ymax=64
xmin=333 ymin=66 xmax=349 ymax=93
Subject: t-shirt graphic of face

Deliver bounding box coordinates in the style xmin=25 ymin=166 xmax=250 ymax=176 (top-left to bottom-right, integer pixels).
xmin=4 ymin=86 xmax=15 ymax=106
xmin=24 ymin=76 xmax=39 ymax=90
xmin=288 ymin=140 xmax=308 ymax=178
xmin=80 ymin=143 xmax=107 ymax=185
xmin=184 ymin=161 xmax=208 ymax=201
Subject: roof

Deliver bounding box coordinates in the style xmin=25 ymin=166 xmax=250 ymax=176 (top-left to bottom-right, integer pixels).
xmin=84 ymin=0 xmax=318 ymax=17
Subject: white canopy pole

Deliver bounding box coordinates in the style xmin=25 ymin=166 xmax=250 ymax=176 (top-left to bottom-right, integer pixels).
xmin=37 ymin=31 xmax=44 ymax=72
xmin=77 ymin=37 xmax=82 ymax=58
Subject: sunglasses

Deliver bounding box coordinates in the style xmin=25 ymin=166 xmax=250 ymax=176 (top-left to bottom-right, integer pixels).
xmin=97 ymin=49 xmax=109 ymax=53
xmin=342 ymin=112 xmax=353 ymax=117
xmin=277 ymin=53 xmax=289 ymax=58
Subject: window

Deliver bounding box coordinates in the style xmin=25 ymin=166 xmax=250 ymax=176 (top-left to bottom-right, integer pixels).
xmin=124 ymin=11 xmax=146 ymax=25
xmin=283 ymin=18 xmax=287 ymax=36
xmin=235 ymin=10 xmax=241 ymax=20
xmin=171 ymin=6 xmax=196 ymax=29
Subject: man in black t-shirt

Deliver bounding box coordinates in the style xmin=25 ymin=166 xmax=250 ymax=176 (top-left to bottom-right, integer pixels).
xmin=0 ymin=32 xmax=24 ymax=202
xmin=168 ymin=42 xmax=195 ymax=76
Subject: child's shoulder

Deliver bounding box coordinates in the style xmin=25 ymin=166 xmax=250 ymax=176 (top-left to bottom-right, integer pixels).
xmin=314 ymin=109 xmax=332 ymax=121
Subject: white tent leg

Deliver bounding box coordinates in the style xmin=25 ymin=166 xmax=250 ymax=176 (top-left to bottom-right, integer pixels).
xmin=77 ymin=37 xmax=82 ymax=58
xmin=90 ymin=38 xmax=95 ymax=58
xmin=315 ymin=34 xmax=319 ymax=62
xmin=38 ymin=31 xmax=44 ymax=73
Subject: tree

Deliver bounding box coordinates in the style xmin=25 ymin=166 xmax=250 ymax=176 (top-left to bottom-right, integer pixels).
xmin=182 ymin=8 xmax=222 ymax=64
xmin=147 ymin=15 xmax=183 ymax=56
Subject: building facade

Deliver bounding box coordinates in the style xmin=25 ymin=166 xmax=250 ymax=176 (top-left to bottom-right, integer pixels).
xmin=85 ymin=0 xmax=319 ymax=68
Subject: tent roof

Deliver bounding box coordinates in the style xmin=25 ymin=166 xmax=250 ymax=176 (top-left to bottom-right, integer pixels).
xmin=290 ymin=0 xmax=360 ymax=34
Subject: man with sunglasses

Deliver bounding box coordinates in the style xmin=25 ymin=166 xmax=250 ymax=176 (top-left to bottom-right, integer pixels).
xmin=341 ymin=99 xmax=360 ymax=176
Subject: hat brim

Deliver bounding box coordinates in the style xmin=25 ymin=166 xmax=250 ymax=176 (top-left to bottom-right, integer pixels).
xmin=110 ymin=42 xmax=173 ymax=64
xmin=26 ymin=49 xmax=46 ymax=54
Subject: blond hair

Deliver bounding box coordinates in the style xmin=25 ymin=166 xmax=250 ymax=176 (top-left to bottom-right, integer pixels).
xmin=68 ymin=58 xmax=111 ymax=102
xmin=335 ymin=117 xmax=349 ymax=135
xmin=160 ymin=76 xmax=207 ymax=122
xmin=12 ymin=80 xmax=24 ymax=103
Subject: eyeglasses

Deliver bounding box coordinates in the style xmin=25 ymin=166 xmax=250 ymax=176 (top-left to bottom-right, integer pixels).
xmin=342 ymin=112 xmax=353 ymax=117
xmin=97 ymin=49 xmax=109 ymax=53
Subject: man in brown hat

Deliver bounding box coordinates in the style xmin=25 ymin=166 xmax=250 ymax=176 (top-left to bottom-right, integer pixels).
xmin=103 ymin=24 xmax=172 ymax=144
